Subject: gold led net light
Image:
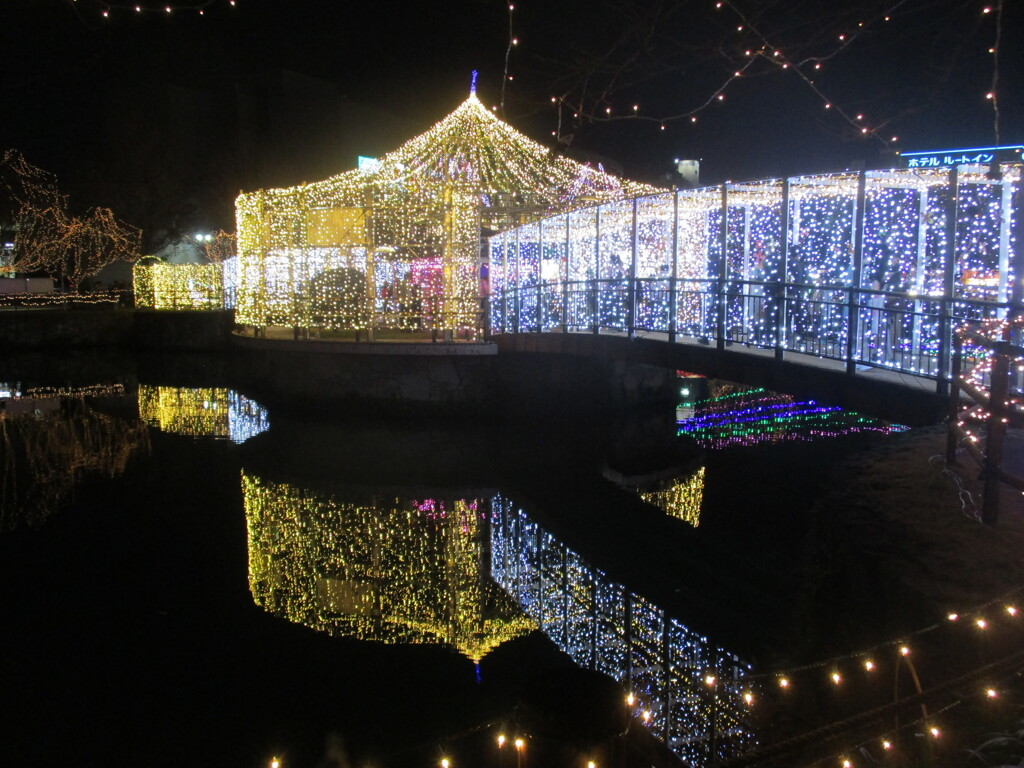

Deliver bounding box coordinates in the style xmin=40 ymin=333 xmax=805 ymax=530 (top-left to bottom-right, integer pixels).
xmin=638 ymin=467 xmax=705 ymax=527
xmin=243 ymin=471 xmax=536 ymax=662
xmin=234 ymin=91 xmax=658 ymax=334
xmin=133 ymin=262 xmax=226 ymax=310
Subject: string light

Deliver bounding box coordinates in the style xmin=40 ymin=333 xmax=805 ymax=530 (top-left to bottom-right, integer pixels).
xmin=235 ymin=90 xmax=654 ymax=335
xmin=490 ymin=164 xmax=1019 ymax=383
xmin=138 ymin=386 xmax=269 ymax=443
xmin=0 ymin=291 xmax=121 ymax=308
xmin=1 ymin=150 xmax=141 ymax=286
xmin=245 ymin=479 xmax=535 ymax=663
xmin=79 ymin=0 xmax=238 ymax=19
xmin=0 ymin=390 xmax=150 ymax=532
xmin=636 ymin=468 xmax=704 ymax=526
xmin=678 ymin=387 xmax=906 ymax=448
xmin=490 ymin=495 xmax=755 ymax=766
xmin=133 ymin=262 xmax=227 ymax=310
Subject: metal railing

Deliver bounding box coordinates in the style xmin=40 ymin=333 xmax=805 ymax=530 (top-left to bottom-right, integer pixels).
xmin=947 ymin=325 xmax=1024 ymax=524
xmin=492 ymin=278 xmax=1015 ymax=391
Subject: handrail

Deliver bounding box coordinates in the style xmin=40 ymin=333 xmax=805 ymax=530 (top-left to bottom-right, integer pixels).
xmin=946 ymin=322 xmax=1024 ymax=523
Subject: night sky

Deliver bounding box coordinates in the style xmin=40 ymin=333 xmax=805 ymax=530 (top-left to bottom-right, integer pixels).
xmin=1 ymin=0 xmax=1020 ymax=244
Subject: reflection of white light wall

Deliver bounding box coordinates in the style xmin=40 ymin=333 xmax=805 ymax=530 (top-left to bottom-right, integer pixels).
xmin=228 ymin=391 xmax=271 ymax=444
xmin=489 ymin=495 xmax=755 ymax=768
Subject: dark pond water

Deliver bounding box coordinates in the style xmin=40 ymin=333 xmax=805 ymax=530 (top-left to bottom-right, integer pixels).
xmin=0 ymin=357 xmax=924 ymax=768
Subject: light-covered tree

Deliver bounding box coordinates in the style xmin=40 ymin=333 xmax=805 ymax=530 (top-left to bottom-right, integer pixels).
xmin=0 ymin=149 xmax=142 ymax=286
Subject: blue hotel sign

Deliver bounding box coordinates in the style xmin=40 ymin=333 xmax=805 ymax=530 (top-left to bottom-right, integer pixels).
xmin=899 ymin=145 xmax=1023 ymax=169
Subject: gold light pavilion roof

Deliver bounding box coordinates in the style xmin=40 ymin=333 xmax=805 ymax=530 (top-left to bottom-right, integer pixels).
xmin=238 ymin=91 xmax=659 ymax=215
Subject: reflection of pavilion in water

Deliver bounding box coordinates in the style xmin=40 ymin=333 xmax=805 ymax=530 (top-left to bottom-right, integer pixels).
xmin=490 ymin=495 xmax=755 ymax=767
xmin=0 ymin=383 xmax=149 ymax=531
xmin=604 ymin=464 xmax=706 ymax=528
xmin=637 ymin=469 xmax=705 ymax=528
xmin=138 ymin=386 xmax=270 ymax=444
xmin=242 ymin=472 xmax=536 ymax=663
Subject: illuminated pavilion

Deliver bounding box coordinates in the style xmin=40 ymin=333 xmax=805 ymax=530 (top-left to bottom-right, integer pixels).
xmin=233 ymin=85 xmax=658 ymax=338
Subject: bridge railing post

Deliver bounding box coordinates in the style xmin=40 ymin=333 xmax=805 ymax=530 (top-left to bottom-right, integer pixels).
xmin=537 ymin=219 xmax=545 ymax=333
xmin=982 ymin=340 xmax=1011 ymax=524
xmin=936 ymin=166 xmax=960 ymax=396
xmin=775 ymin=178 xmax=791 ymax=361
xmin=563 ymin=213 xmax=571 ymax=334
xmin=716 ymin=184 xmax=728 ymax=351
xmin=945 ymin=333 xmax=963 ymax=465
xmin=628 ymin=197 xmax=638 ymax=338
xmin=593 ymin=204 xmax=601 ymax=335
xmin=669 ymin=190 xmax=679 ymax=344
xmin=846 ymin=171 xmax=867 ymax=375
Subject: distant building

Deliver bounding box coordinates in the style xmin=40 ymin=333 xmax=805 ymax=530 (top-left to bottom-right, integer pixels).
xmin=898 ymin=144 xmax=1023 ymax=169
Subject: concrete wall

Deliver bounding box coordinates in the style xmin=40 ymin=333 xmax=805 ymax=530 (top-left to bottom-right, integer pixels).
xmin=0 ymin=308 xmax=233 ymax=351
xmin=0 ymin=307 xmax=134 ymax=348
xmin=132 ymin=310 xmax=234 ymax=351
xmin=1 ymin=308 xmax=939 ymax=422
xmin=494 ymin=332 xmax=948 ymax=426
xmin=228 ymin=335 xmax=500 ymax=417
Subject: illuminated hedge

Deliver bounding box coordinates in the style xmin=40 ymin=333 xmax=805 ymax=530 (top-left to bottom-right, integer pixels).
xmin=234 ymin=91 xmax=657 ymax=333
xmin=132 ymin=262 xmax=226 ymax=310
